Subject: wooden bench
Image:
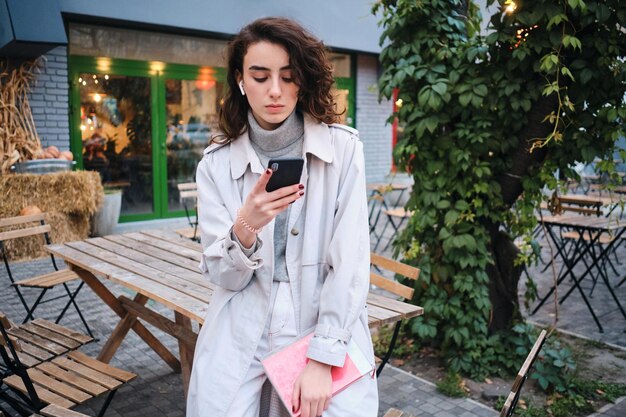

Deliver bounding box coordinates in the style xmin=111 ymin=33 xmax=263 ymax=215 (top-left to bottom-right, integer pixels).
xmin=0 ymin=214 xmax=93 ymax=337
xmin=0 ymin=312 xmax=136 ymax=416
xmin=369 ymin=253 xmax=421 ymax=376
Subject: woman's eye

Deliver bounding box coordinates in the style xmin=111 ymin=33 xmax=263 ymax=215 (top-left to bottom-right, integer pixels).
xmin=253 ymin=77 xmax=267 ymax=82
xmin=282 ymin=77 xmax=294 ymax=83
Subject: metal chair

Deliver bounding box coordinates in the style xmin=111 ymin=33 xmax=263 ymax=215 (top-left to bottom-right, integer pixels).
xmin=176 ymin=183 xmax=199 ymax=241
xmin=0 ymin=214 xmax=93 ymax=337
xmin=0 ymin=312 xmax=135 ymax=417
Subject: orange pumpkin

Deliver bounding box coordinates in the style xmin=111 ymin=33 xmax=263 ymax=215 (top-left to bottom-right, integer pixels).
xmin=46 ymin=146 xmax=60 ymax=158
xmin=60 ymin=151 xmax=74 ymax=161
xmin=19 ymin=205 xmax=43 ymax=216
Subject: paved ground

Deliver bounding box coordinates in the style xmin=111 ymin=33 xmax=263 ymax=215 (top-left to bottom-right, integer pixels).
xmin=1 ymin=211 xmax=625 ymax=416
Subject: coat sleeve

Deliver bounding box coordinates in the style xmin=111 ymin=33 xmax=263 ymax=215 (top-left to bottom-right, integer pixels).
xmin=196 ymin=155 xmax=264 ymax=292
xmin=306 ymin=137 xmax=371 ymax=367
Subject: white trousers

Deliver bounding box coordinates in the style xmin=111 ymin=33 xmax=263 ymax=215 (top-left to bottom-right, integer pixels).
xmin=224 ymin=282 xmax=378 ymax=417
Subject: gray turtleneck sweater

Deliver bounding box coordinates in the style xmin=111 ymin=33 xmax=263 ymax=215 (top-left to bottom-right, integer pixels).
xmin=235 ymin=110 xmax=304 ymax=282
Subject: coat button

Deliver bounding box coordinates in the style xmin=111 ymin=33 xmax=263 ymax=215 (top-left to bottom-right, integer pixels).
xmin=290 ymin=228 xmax=299 ymax=236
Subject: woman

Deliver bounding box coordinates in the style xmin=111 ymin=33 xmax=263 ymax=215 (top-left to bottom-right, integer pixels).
xmin=187 ymin=17 xmax=377 ymax=417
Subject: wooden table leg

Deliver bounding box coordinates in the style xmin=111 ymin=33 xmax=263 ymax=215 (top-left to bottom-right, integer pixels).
xmin=72 ymin=266 xmax=181 ymax=372
xmin=98 ymin=293 xmax=147 ymax=363
xmin=175 ymin=311 xmax=195 ymax=399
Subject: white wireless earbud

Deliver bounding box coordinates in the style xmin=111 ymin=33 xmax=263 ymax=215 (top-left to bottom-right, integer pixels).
xmin=238 ymin=80 xmax=246 ymax=96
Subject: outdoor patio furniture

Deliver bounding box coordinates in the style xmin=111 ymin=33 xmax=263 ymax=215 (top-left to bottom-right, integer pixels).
xmin=0 ymin=313 xmax=92 ymax=369
xmin=30 ymin=404 xmax=90 ymax=416
xmin=375 ymin=207 xmax=414 ymax=252
xmin=0 ymin=214 xmax=93 ymax=337
xmin=0 ymin=312 xmax=135 ymax=417
xmin=367 ymin=182 xmax=411 ymax=251
xmin=176 ymin=183 xmax=198 ymax=241
xmin=44 ymin=230 xmax=423 ymax=397
xmin=532 ymin=214 xmax=626 ymax=332
xmin=369 ymin=253 xmax=421 ymax=376
xmin=499 ymin=329 xmax=547 ymax=417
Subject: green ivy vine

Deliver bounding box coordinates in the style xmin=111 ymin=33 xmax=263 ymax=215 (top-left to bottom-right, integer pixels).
xmin=373 ymin=0 xmax=626 ymax=377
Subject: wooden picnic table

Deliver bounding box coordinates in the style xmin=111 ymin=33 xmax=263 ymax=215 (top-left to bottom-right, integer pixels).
xmin=46 ymin=230 xmax=423 ymax=396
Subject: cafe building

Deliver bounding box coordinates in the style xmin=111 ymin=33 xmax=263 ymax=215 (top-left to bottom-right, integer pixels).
xmin=0 ymin=0 xmax=394 ymax=223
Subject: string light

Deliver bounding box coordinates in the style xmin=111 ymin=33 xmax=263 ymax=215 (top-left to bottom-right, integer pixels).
xmin=510 ymin=25 xmax=539 ymax=49
xmin=395 ymin=98 xmax=404 ymax=108
xmin=504 ymin=0 xmax=517 ymax=14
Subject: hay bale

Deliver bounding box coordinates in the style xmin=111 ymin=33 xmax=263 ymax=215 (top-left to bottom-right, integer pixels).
xmin=0 ymin=171 xmax=103 ymax=260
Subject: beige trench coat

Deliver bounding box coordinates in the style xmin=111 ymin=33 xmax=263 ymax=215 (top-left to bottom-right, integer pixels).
xmin=186 ymin=114 xmax=376 ymax=417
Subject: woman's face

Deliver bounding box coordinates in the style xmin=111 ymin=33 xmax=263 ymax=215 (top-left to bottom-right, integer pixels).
xmin=239 ymin=41 xmax=299 ymax=130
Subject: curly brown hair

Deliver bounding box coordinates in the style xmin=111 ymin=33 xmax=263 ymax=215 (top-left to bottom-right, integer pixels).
xmin=216 ymin=17 xmax=341 ymax=141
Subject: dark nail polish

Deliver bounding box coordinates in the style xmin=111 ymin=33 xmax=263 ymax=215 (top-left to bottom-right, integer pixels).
xmin=299 ymin=191 xmax=304 ymax=196
xmin=298 ymin=184 xmax=304 ymax=189
xmin=266 ymin=169 xmax=272 ymax=175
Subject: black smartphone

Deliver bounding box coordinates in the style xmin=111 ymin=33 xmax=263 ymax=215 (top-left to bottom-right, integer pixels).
xmin=265 ymin=157 xmax=304 ymax=192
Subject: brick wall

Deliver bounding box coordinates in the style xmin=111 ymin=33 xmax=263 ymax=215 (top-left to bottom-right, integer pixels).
xmin=29 ymin=46 xmax=71 ymax=151
xmin=355 ymin=54 xmax=393 ymax=183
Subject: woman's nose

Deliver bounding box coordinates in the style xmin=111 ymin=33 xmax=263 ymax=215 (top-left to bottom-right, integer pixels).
xmin=268 ymin=78 xmax=282 ymax=98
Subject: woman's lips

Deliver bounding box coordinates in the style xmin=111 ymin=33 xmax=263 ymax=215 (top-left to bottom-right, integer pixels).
xmin=266 ymin=104 xmax=284 ymax=113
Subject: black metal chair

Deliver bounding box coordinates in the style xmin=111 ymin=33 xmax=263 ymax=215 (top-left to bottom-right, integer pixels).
xmin=176 ymin=183 xmax=199 ymax=241
xmin=0 ymin=214 xmax=92 ymax=337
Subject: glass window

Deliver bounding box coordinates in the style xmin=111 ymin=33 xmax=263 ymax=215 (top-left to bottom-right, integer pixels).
xmin=78 ymin=72 xmax=154 ymax=216
xmin=165 ymin=77 xmax=224 ymax=212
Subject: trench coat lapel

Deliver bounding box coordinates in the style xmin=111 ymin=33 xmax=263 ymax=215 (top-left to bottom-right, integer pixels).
xmin=288 ymin=114 xmax=333 ymax=231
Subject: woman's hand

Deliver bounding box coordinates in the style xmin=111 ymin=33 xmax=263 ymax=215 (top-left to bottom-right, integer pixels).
xmin=292 ymin=359 xmax=332 ymax=417
xmin=234 ymin=168 xmax=304 ymax=247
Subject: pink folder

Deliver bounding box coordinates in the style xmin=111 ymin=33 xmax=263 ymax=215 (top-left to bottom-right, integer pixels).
xmin=261 ymin=330 xmax=374 ymax=417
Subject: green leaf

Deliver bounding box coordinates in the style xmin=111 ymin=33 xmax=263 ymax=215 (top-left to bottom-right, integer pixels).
xmin=459 ymin=93 xmax=472 ymax=107
xmin=444 ymin=210 xmax=460 ymax=225
xmin=418 ymin=88 xmax=432 ymax=107
xmin=563 ymin=35 xmax=582 ymax=51
xmin=424 ymin=116 xmax=439 ymax=133
xmin=567 ymin=0 xmax=586 ymax=10
xmin=473 ymin=84 xmax=488 ymax=97
xmin=432 ymin=82 xmax=447 ymax=96
xmin=561 ymin=66 xmax=575 ymax=81
xmin=436 ymin=200 xmax=451 ymax=209
xmin=486 ymin=32 xmax=498 ymax=45
xmin=547 ymin=13 xmax=568 ymax=30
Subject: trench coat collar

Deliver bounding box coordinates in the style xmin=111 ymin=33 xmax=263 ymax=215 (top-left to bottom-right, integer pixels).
xmin=230 ymin=113 xmax=333 ymax=180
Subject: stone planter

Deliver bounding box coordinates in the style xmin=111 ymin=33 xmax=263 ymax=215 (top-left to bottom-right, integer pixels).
xmin=91 ymin=189 xmax=122 ymax=236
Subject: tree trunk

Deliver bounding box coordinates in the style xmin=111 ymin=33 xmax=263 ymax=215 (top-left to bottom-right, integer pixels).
xmin=486 ymin=95 xmax=556 ymax=332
